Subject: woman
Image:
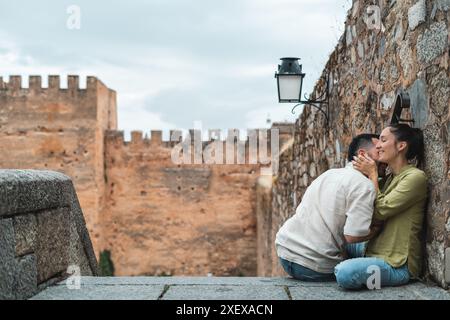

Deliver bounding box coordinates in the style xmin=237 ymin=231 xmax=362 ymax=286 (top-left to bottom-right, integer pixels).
xmin=334 ymin=123 xmax=427 ymax=289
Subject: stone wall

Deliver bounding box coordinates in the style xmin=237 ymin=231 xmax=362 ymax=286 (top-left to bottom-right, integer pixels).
xmin=262 ymin=0 xmax=449 ymax=288
xmin=0 ymin=76 xmax=117 ymax=254
xmin=0 ymin=74 xmax=296 ymax=277
xmin=100 ymin=129 xmax=274 ymax=276
xmin=0 ymin=170 xmax=98 ymax=300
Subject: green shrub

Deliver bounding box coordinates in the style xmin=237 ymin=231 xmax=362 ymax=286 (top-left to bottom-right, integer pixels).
xmin=99 ymin=250 xmax=115 ymax=276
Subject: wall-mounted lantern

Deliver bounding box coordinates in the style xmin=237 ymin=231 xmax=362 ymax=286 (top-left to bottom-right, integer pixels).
xmin=275 ymin=57 xmax=330 ymax=126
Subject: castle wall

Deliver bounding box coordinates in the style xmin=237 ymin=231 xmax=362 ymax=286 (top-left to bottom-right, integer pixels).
xmin=101 ymin=130 xmax=266 ymax=276
xmin=0 ymin=73 xmax=293 ymax=276
xmin=0 ymin=75 xmax=117 ymax=254
xmin=262 ymin=0 xmax=449 ymax=287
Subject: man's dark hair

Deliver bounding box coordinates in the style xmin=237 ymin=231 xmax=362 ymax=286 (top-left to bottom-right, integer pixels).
xmin=347 ymin=134 xmax=379 ymax=162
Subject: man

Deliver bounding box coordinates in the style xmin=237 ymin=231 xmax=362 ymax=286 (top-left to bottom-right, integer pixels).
xmin=275 ymin=134 xmax=382 ymax=281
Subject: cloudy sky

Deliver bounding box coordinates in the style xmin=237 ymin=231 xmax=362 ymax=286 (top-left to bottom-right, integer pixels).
xmin=0 ymin=0 xmax=352 ymax=140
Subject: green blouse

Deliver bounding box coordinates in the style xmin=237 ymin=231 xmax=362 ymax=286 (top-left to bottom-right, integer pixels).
xmin=365 ymin=165 xmax=428 ymax=278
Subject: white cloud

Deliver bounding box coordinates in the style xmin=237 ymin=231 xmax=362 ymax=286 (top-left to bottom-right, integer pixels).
xmin=0 ymin=0 xmax=352 ymax=131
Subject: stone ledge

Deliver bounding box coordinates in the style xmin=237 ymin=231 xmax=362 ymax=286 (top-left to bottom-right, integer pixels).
xmin=31 ymin=276 xmax=450 ymax=300
xmin=0 ymin=170 xmax=98 ymax=300
xmin=0 ymin=169 xmax=72 ymax=217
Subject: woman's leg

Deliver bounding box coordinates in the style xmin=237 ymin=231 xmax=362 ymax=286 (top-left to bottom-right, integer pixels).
xmin=334 ymin=257 xmax=410 ymax=289
xmin=279 ymin=258 xmax=335 ymax=282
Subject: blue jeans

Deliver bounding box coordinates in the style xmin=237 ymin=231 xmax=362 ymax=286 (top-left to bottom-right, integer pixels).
xmin=279 ymin=257 xmax=335 ymax=282
xmin=334 ymin=242 xmax=410 ymax=289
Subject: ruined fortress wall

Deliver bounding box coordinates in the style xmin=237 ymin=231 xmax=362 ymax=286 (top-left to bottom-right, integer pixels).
xmin=0 ymin=75 xmax=117 ymax=253
xmin=0 ymin=72 xmax=293 ymax=277
xmin=101 ymin=130 xmax=264 ymax=276
xmin=263 ymin=0 xmax=449 ymax=287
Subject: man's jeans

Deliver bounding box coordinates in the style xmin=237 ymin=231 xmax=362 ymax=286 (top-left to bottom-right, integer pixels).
xmin=279 ymin=257 xmax=335 ymax=282
xmin=334 ymin=242 xmax=410 ymax=289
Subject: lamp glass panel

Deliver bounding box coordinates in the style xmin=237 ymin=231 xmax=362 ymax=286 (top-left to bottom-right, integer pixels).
xmin=278 ymin=75 xmax=301 ymax=101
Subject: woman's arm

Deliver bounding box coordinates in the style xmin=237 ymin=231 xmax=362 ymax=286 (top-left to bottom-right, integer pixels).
xmin=372 ymin=172 xmax=427 ymax=220
xmin=353 ymin=155 xmax=427 ymax=221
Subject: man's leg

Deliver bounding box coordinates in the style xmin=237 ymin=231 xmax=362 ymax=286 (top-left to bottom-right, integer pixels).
xmin=279 ymin=257 xmax=335 ymax=282
xmin=345 ymin=241 xmax=367 ymax=259
xmin=334 ymin=257 xmax=410 ymax=289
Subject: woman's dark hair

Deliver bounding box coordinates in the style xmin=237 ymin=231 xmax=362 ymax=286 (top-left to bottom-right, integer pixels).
xmin=387 ymin=123 xmax=424 ymax=167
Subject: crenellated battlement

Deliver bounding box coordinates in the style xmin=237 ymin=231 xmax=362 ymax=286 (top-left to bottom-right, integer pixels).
xmin=0 ymin=74 xmax=117 ymax=133
xmin=104 ymin=127 xmax=290 ymax=167
xmin=105 ymin=128 xmax=280 ymax=148
xmin=0 ymin=75 xmax=104 ymax=94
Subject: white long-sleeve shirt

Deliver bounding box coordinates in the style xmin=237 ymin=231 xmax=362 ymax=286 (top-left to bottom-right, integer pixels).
xmin=275 ymin=162 xmax=376 ymax=273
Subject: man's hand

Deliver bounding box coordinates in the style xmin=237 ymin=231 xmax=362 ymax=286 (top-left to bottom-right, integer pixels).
xmin=369 ymin=219 xmax=384 ymax=237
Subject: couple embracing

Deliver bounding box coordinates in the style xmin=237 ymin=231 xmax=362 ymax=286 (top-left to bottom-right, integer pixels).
xmin=275 ymin=123 xmax=427 ymax=289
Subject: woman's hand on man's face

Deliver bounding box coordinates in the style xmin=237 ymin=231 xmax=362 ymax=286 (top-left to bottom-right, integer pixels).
xmin=352 ymin=154 xmax=378 ymax=178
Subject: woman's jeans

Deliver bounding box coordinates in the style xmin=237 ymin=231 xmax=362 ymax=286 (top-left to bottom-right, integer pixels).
xmin=279 ymin=257 xmax=335 ymax=282
xmin=334 ymin=242 xmax=410 ymax=289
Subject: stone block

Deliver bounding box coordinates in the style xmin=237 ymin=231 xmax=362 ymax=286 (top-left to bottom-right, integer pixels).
xmin=437 ymin=0 xmax=450 ymax=11
xmin=408 ymin=0 xmax=426 ymax=30
xmin=36 ymin=207 xmax=70 ymax=283
xmin=380 ymin=91 xmax=395 ymax=110
xmin=66 ymin=185 xmax=99 ymax=276
xmin=14 ymin=254 xmax=37 ymax=299
xmin=429 ymin=69 xmax=449 ymax=117
xmin=357 ymin=41 xmax=364 ymax=59
xmin=346 ymin=26 xmax=353 ymax=46
xmin=31 ymin=284 xmax=165 ymax=300
xmin=289 ymin=282 xmax=450 ymax=300
xmin=399 ymin=40 xmax=413 ymax=78
xmin=68 ymin=213 xmax=93 ymax=276
xmin=350 ymin=46 xmax=356 ymax=64
xmin=0 ymin=219 xmax=15 ymax=300
xmin=14 ymin=214 xmax=37 ymax=256
xmin=446 ymin=248 xmax=450 ymax=284
xmin=417 ymin=21 xmax=448 ymax=64
xmin=0 ymin=170 xmax=71 ymax=217
xmin=161 ymin=284 xmax=289 ymax=300
xmin=408 ymin=78 xmax=428 ymax=129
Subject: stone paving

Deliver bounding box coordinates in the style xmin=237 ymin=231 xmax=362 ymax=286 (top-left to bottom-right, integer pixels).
xmin=31 ymin=277 xmax=450 ymax=300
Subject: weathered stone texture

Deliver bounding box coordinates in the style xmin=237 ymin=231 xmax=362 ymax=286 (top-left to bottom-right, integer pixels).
xmin=36 ymin=207 xmax=70 ymax=283
xmin=417 ymin=21 xmax=448 ymax=64
xmin=101 ymin=133 xmax=266 ymax=276
xmin=0 ymin=170 xmax=98 ymax=299
xmin=408 ymin=0 xmax=426 ymax=31
xmin=263 ymin=0 xmax=450 ymax=289
xmin=0 ymin=76 xmax=117 ymax=254
xmin=0 ymin=219 xmax=16 ymax=299
xmin=14 ymin=214 xmax=37 ymax=256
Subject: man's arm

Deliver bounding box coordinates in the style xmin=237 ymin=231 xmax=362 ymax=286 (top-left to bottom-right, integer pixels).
xmin=344 ymin=219 xmax=383 ymax=243
xmin=343 ymin=181 xmax=377 ymax=243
